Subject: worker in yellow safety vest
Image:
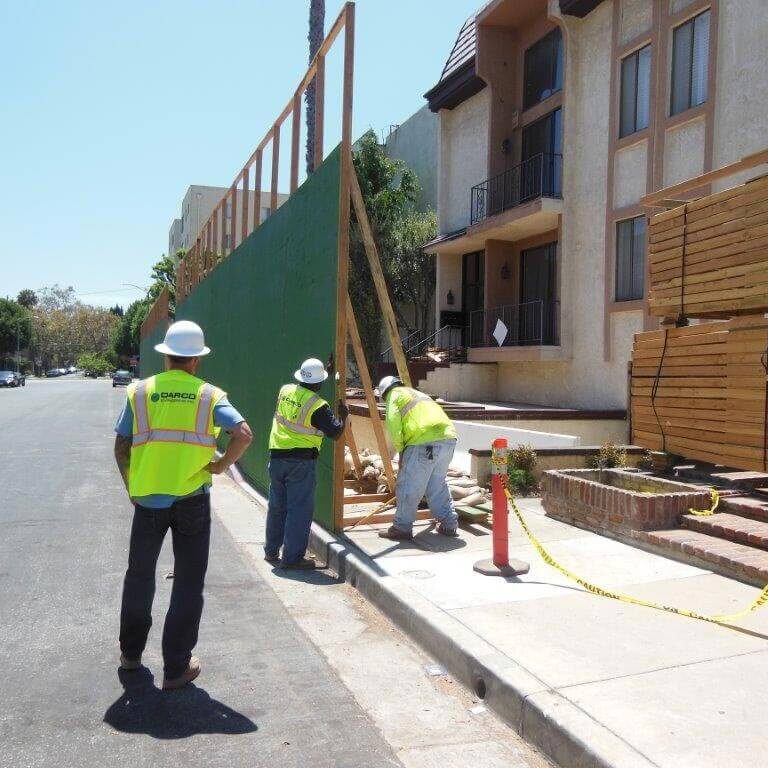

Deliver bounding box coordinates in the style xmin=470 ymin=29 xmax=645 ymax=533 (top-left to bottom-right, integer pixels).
xmin=376 ymin=376 xmax=459 ymax=541
xmin=113 ymin=320 xmax=253 ymax=690
xmin=266 ymin=358 xmax=348 ymax=569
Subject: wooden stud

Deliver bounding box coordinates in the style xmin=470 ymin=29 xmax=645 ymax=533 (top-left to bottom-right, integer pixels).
xmin=290 ymin=93 xmax=301 ymax=193
xmin=332 ymin=4 xmax=356 ymax=533
xmin=271 ymin=125 xmax=280 ymax=215
xmin=345 ymin=294 xmax=396 ymax=492
xmin=314 ymin=54 xmax=325 ymax=170
xmin=253 ymin=149 xmax=263 ymax=230
xmin=241 ymin=166 xmax=250 ymax=242
xmin=229 ymin=185 xmax=237 ymax=253
xmin=350 ymin=164 xmax=412 ymax=386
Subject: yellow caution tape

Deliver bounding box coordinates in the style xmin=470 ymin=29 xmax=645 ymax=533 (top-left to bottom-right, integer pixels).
xmin=688 ymin=489 xmax=720 ymax=517
xmin=504 ymin=488 xmax=768 ymax=627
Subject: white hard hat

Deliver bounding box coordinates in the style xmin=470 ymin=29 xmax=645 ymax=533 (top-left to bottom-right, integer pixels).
xmin=376 ymin=375 xmax=402 ymax=399
xmin=154 ymin=320 xmax=210 ymax=358
xmin=294 ymin=358 xmax=328 ymax=384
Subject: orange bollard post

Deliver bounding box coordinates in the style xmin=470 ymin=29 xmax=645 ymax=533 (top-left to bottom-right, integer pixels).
xmin=473 ymin=438 xmax=530 ymax=578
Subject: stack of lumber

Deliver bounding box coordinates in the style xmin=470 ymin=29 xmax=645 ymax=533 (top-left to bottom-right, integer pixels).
xmin=648 ymin=175 xmax=768 ymax=318
xmin=631 ymin=318 xmax=767 ymax=472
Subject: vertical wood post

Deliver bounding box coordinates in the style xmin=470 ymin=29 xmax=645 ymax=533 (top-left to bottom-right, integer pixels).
xmin=241 ymin=166 xmax=250 ymax=243
xmin=314 ymin=55 xmax=326 ymax=170
xmin=290 ymin=93 xmax=301 ymax=193
xmin=332 ymin=3 xmax=355 ymax=531
xmin=271 ymin=126 xmax=280 ymax=215
xmin=229 ymin=185 xmax=237 ymax=253
xmin=253 ymin=149 xmax=263 ymax=230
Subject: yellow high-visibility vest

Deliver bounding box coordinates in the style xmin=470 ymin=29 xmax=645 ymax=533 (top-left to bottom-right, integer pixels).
xmin=268 ymin=383 xmax=327 ymax=451
xmin=127 ymin=370 xmax=224 ymax=498
xmin=385 ymin=386 xmax=457 ymax=453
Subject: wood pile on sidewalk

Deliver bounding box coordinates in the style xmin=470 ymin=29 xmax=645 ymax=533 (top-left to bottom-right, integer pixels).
xmin=648 ymin=175 xmax=768 ymax=319
xmin=634 ymin=157 xmax=768 ymax=474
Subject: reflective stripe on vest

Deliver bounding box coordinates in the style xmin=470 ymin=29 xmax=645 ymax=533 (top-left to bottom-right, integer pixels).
xmin=399 ymin=391 xmax=434 ymax=418
xmin=133 ymin=381 xmax=216 ymax=447
xmin=273 ymin=391 xmax=324 ymax=437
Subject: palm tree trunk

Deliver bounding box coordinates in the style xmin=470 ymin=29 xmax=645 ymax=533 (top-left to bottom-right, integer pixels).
xmin=306 ymin=0 xmax=325 ymax=175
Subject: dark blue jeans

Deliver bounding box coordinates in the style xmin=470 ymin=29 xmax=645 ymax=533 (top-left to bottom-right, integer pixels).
xmin=119 ymin=494 xmax=211 ymax=679
xmin=265 ymin=458 xmax=316 ymax=565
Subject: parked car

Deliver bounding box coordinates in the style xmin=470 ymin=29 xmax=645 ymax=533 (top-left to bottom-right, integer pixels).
xmin=0 ymin=370 xmax=19 ymax=387
xmin=112 ymin=370 xmax=132 ymax=387
xmin=66 ymin=366 xmax=77 ymax=375
xmin=13 ymin=372 xmax=25 ymax=387
xmin=45 ymin=368 xmax=62 ymax=378
xmin=58 ymin=368 xmax=68 ymax=376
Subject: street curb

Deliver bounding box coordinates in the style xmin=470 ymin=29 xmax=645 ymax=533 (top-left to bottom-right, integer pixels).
xmin=227 ymin=465 xmax=654 ymax=768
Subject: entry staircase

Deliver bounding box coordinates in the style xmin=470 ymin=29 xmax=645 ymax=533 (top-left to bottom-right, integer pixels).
xmin=377 ymin=325 xmax=465 ymax=386
xmin=633 ymin=466 xmax=768 ymax=587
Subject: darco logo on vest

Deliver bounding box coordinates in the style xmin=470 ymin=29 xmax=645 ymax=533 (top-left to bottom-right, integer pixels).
xmin=150 ymin=391 xmax=197 ymax=403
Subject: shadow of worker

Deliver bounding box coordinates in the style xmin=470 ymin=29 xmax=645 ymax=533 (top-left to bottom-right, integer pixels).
xmin=104 ymin=668 xmax=257 ymax=739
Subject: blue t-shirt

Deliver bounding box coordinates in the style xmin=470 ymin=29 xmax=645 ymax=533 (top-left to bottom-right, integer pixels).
xmin=115 ymin=394 xmax=244 ymax=509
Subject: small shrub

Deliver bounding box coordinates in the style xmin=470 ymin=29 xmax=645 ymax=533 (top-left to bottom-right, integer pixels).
xmin=510 ymin=444 xmax=537 ymax=473
xmin=637 ymin=449 xmax=654 ymax=471
xmin=588 ymin=442 xmax=628 ymax=469
xmin=508 ymin=468 xmax=535 ymax=494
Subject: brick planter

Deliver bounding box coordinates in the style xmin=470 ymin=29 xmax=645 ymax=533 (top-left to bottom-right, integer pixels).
xmin=541 ymin=468 xmax=711 ymax=535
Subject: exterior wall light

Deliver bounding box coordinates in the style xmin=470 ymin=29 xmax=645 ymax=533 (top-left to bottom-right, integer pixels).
xmin=500 ymin=262 xmax=510 ymax=280
xmin=447 ymin=289 xmax=455 ymax=306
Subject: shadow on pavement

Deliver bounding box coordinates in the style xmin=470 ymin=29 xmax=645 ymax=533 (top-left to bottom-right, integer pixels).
xmin=271 ymin=566 xmax=340 ymax=586
xmin=103 ymin=668 xmax=257 ymax=739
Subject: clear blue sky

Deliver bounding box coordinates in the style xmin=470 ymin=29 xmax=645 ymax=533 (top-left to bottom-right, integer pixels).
xmin=0 ymin=0 xmax=475 ymax=308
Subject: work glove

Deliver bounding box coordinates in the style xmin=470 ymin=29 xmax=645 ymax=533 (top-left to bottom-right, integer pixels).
xmin=338 ymin=400 xmax=350 ymax=420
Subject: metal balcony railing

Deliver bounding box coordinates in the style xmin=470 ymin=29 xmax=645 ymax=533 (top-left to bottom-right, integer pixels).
xmin=468 ymin=300 xmax=560 ymax=348
xmin=470 ymin=153 xmax=563 ymax=226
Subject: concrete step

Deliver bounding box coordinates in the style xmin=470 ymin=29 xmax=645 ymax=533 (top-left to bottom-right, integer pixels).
xmin=674 ymin=464 xmax=768 ymax=491
xmin=636 ymin=528 xmax=768 ymax=586
xmin=681 ymin=512 xmax=768 ymax=550
xmin=719 ymin=495 xmax=768 ymax=522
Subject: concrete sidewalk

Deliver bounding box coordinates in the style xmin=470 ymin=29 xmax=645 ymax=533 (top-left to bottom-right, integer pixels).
xmin=309 ymin=496 xmax=768 ymax=768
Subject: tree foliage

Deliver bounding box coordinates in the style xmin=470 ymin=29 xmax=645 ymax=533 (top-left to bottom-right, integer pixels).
xmin=77 ymin=352 xmax=113 ymax=378
xmin=16 ymin=289 xmax=38 ymax=309
xmin=0 ymin=299 xmax=33 ymax=359
xmin=350 ymin=130 xmax=437 ymax=370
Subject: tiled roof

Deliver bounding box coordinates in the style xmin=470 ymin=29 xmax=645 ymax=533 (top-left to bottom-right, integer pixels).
xmin=438 ymin=15 xmax=477 ymax=84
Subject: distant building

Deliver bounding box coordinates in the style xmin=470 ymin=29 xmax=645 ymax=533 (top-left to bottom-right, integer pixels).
xmin=384 ymin=105 xmax=439 ymax=211
xmin=168 ymin=184 xmax=288 ymax=256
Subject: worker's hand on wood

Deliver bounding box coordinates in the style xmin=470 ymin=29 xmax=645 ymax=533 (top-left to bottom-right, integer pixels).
xmin=338 ymin=400 xmax=349 ymax=420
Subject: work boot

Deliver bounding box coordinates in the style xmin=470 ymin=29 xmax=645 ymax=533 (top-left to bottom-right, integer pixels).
xmin=378 ymin=525 xmax=413 ymax=541
xmin=163 ymin=656 xmax=201 ymax=690
xmin=437 ymin=522 xmax=459 ymax=537
xmin=281 ymin=557 xmax=316 ymax=570
xmin=264 ymin=551 xmax=281 ymax=564
xmin=119 ymin=653 xmax=142 ymax=671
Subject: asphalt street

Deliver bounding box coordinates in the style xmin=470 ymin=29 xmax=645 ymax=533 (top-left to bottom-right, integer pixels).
xmin=0 ymin=377 xmax=402 ymax=768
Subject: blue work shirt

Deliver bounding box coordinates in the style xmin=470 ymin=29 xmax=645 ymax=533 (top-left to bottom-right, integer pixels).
xmin=115 ymin=394 xmax=245 ymax=508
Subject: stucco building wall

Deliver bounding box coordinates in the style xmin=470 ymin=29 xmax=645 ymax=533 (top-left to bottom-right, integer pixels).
xmin=437 ymin=89 xmax=490 ymax=234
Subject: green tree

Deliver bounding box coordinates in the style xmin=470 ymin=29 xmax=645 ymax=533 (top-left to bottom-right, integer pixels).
xmin=350 ymin=130 xmax=435 ymax=369
xmin=16 ymin=289 xmax=38 ymax=309
xmin=0 ymin=299 xmax=32 ymax=366
xmin=77 ymin=352 xmax=112 ymax=378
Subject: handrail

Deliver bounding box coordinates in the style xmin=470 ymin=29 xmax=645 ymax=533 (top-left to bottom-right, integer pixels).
xmin=380 ymin=328 xmax=422 ymax=361
xmin=468 ymin=299 xmax=560 ymax=348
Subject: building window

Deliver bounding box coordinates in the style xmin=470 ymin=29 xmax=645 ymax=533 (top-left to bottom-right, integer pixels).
xmin=523 ymin=28 xmax=563 ymax=110
xmin=670 ymin=10 xmax=710 ymax=116
xmin=615 ymin=217 xmax=646 ymax=302
xmin=620 ymin=44 xmax=651 ymax=138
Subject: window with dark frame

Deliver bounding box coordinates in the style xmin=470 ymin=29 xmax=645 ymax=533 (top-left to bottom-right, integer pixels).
xmin=615 ymin=217 xmax=646 ymax=302
xmin=670 ymin=9 xmax=710 ymax=116
xmin=523 ymin=28 xmax=564 ymax=110
xmin=620 ymin=44 xmax=651 ymax=138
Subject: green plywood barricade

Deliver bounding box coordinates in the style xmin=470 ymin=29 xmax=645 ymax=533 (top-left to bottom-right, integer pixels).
xmin=139 ymin=321 xmax=168 ymax=379
xmin=153 ymin=146 xmax=342 ymax=529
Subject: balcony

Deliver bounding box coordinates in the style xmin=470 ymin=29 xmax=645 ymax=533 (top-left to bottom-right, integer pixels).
xmin=466 ymin=300 xmax=565 ymax=363
xmin=471 ymin=153 xmax=563 ymax=226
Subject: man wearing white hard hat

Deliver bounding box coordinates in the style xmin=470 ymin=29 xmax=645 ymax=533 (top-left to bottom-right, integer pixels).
xmin=376 ymin=375 xmax=459 ymax=541
xmin=265 ymin=358 xmax=348 ymax=569
xmin=113 ymin=320 xmax=253 ymax=689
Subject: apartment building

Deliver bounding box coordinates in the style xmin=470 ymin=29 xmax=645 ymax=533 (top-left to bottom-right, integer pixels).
xmin=423 ymin=0 xmax=768 ymax=408
xmin=168 ymin=184 xmax=287 ymax=256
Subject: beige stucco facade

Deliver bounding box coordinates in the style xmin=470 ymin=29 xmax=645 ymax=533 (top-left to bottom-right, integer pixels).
xmin=425 ymin=0 xmax=767 ymax=410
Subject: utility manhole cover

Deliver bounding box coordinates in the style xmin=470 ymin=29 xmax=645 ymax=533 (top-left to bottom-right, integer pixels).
xmin=400 ymin=569 xmax=435 ymax=580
